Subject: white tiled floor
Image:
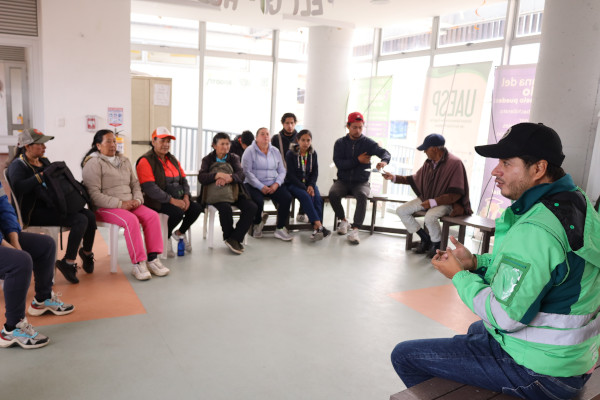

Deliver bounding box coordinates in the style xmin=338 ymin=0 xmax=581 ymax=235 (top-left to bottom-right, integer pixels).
xmin=2 ymin=207 xmax=463 ymax=400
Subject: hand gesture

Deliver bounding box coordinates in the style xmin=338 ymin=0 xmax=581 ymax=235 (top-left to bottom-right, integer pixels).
xmin=376 ymin=161 xmax=388 ymax=170
xmin=358 ymin=152 xmax=371 ymax=164
xmin=447 ymin=236 xmax=476 ymax=270
xmin=431 ymin=247 xmax=464 ymax=279
xmin=382 ymin=172 xmax=394 ymax=181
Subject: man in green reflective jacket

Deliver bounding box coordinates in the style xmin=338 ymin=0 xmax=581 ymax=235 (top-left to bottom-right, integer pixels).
xmin=391 ymin=122 xmax=600 ymax=399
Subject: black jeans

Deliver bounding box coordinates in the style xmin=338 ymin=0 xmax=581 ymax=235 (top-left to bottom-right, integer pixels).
xmin=212 ymin=198 xmax=257 ymax=242
xmin=245 ymin=184 xmax=292 ymax=229
xmin=31 ymin=207 xmax=96 ymax=260
xmin=328 ymin=180 xmax=370 ymax=228
xmin=157 ymin=201 xmax=202 ymax=238
xmin=0 ymin=232 xmax=55 ymax=327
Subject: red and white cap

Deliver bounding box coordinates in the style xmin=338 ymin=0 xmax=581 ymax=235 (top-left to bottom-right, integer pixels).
xmin=152 ymin=126 xmax=176 ymax=140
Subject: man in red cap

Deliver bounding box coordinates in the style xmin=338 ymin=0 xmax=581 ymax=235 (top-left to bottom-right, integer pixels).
xmin=329 ymin=112 xmax=391 ymax=244
xmin=384 ymin=133 xmax=472 ymax=257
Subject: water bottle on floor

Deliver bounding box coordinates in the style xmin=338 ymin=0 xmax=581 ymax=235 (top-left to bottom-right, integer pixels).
xmin=177 ymin=238 xmax=185 ymax=256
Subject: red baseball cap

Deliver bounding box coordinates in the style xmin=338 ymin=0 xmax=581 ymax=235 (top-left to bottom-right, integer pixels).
xmin=347 ymin=112 xmax=364 ymax=124
xmin=152 ymin=126 xmax=176 ymax=140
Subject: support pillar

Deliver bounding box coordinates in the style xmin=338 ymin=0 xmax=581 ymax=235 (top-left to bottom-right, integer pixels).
xmin=304 ymin=26 xmax=353 ymax=192
xmin=529 ymin=0 xmax=600 ymax=190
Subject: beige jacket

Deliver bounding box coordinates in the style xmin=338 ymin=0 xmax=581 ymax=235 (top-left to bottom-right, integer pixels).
xmin=82 ymin=153 xmax=144 ymax=209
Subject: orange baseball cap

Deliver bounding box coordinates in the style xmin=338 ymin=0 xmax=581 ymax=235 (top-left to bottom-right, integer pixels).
xmin=152 ymin=126 xmax=176 ymax=140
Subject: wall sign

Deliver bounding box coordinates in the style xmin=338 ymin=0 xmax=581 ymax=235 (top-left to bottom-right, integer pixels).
xmin=108 ymin=107 xmax=123 ymax=128
xmin=200 ymin=0 xmax=334 ymax=16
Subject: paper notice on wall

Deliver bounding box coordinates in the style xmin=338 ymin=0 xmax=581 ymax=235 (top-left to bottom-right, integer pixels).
xmin=154 ymin=84 xmax=171 ymax=106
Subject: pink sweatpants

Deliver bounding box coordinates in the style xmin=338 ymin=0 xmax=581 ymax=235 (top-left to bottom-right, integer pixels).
xmin=95 ymin=205 xmax=163 ymax=264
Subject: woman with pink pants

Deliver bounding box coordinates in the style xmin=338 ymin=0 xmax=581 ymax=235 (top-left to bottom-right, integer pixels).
xmin=82 ymin=129 xmax=170 ymax=281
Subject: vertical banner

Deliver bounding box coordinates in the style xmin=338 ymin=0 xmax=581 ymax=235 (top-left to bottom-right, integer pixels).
xmin=347 ymin=76 xmax=393 ymax=195
xmin=477 ymin=64 xmax=536 ymax=219
xmin=416 ymin=62 xmax=492 ymax=184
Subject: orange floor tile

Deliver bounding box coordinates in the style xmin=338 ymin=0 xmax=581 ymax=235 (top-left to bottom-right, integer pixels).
xmin=389 ymin=284 xmax=480 ymax=334
xmin=0 ymin=232 xmax=146 ymax=327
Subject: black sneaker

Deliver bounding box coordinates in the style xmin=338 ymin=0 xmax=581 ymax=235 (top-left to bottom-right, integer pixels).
xmin=427 ymin=242 xmax=441 ymax=258
xmin=55 ymin=259 xmax=79 ymax=284
xmin=415 ymin=238 xmax=431 ymax=254
xmin=78 ymin=248 xmax=95 ymax=273
xmin=224 ymin=238 xmax=243 ymax=255
xmin=321 ymin=227 xmax=332 ymax=238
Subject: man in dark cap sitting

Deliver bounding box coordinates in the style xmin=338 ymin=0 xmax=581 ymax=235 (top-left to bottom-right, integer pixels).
xmin=384 ymin=133 xmax=472 ymax=258
xmin=391 ymin=122 xmax=600 ymax=399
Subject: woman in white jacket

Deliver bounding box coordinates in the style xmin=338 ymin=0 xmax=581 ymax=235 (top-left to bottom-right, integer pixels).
xmin=81 ymin=129 xmax=169 ymax=281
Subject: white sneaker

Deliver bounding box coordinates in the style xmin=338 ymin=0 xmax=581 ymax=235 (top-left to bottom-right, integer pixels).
xmin=337 ymin=220 xmax=349 ymax=235
xmin=296 ymin=213 xmax=308 ymax=222
xmin=274 ymin=227 xmax=293 ymax=241
xmin=347 ymin=229 xmax=360 ymax=245
xmin=172 ymin=231 xmax=192 ymax=252
xmin=132 ymin=262 xmax=151 ymax=281
xmin=146 ymin=258 xmax=170 ymax=277
xmin=253 ymin=212 xmax=269 ymax=238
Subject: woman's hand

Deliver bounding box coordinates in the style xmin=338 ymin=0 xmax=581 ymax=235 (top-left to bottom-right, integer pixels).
xmin=6 ymin=232 xmax=21 ymax=250
xmin=170 ymin=197 xmax=186 ymax=210
xmin=183 ymin=195 xmax=190 ymax=212
xmin=307 ymin=186 xmax=315 ymax=197
xmin=261 ymin=186 xmax=270 ymax=195
xmin=215 ymin=172 xmax=233 ymax=183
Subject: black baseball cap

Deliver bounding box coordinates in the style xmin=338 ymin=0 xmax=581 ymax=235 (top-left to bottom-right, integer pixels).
xmin=475 ymin=123 xmax=565 ymax=166
xmin=417 ymin=133 xmax=445 ymax=151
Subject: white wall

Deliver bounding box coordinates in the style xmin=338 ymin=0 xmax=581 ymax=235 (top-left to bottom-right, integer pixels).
xmin=39 ymin=0 xmax=131 ymax=179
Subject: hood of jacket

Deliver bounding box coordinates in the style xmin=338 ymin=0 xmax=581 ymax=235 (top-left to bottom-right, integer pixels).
xmin=289 ymin=143 xmax=314 ymax=156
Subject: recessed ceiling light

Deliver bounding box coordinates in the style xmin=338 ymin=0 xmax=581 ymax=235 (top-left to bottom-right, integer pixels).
xmin=370 ymin=0 xmax=390 ymax=4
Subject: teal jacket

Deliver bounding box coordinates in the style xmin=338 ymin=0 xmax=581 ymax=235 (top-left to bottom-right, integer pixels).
xmin=453 ymin=174 xmax=600 ymax=377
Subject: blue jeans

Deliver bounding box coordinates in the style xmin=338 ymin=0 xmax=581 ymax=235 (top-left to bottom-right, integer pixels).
xmin=391 ymin=321 xmax=590 ymax=400
xmin=285 ymin=184 xmax=323 ymax=224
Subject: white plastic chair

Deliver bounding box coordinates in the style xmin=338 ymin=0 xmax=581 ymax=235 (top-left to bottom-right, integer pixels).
xmin=96 ymin=221 xmax=120 ymax=273
xmin=203 ymin=204 xmax=246 ymax=248
xmin=160 ymin=213 xmax=192 ymax=257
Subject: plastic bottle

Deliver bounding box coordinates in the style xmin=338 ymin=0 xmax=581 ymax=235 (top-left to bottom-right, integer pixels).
xmin=177 ymin=238 xmax=185 ymax=256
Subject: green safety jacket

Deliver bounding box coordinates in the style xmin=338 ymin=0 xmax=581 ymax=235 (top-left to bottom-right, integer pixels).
xmin=453 ymin=174 xmax=600 ymax=377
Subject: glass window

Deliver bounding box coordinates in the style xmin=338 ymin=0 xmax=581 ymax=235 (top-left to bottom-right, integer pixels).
xmin=130 ymin=59 xmax=199 ymax=129
xmin=275 ymin=62 xmax=307 ymax=130
xmin=439 ymin=2 xmax=508 ymax=47
xmin=510 ymin=43 xmax=540 ymax=65
xmin=352 ymin=28 xmax=375 ymax=59
xmin=279 ymin=28 xmax=309 ymax=60
xmin=131 ymin=14 xmax=199 ymax=49
xmin=377 ymin=57 xmax=430 ymax=198
xmin=206 ymin=23 xmax=273 ymax=56
xmin=381 ymin=19 xmax=432 ymax=55
xmin=516 ymin=0 xmax=544 ymax=37
xmin=146 ymin=51 xmax=197 ymax=66
xmin=203 ymin=57 xmax=272 ymax=140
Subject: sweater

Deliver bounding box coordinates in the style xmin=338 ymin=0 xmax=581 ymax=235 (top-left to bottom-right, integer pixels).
xmin=333 ymin=134 xmax=391 ymax=183
xmin=241 ymin=141 xmax=286 ymax=189
xmin=284 ymin=143 xmax=318 ymax=190
xmin=82 ymin=153 xmax=143 ymax=210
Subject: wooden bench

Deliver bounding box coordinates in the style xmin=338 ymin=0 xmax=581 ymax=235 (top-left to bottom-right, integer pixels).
xmin=405 ymin=212 xmax=496 ymax=253
xmin=390 ymin=371 xmax=600 ymax=400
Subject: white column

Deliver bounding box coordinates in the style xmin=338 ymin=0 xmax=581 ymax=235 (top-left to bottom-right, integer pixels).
xmin=304 ymin=26 xmax=353 ymax=192
xmin=529 ymin=0 xmax=600 ymax=190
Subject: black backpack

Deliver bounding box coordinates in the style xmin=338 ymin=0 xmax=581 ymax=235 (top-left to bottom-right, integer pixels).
xmin=42 ymin=161 xmax=91 ymax=217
